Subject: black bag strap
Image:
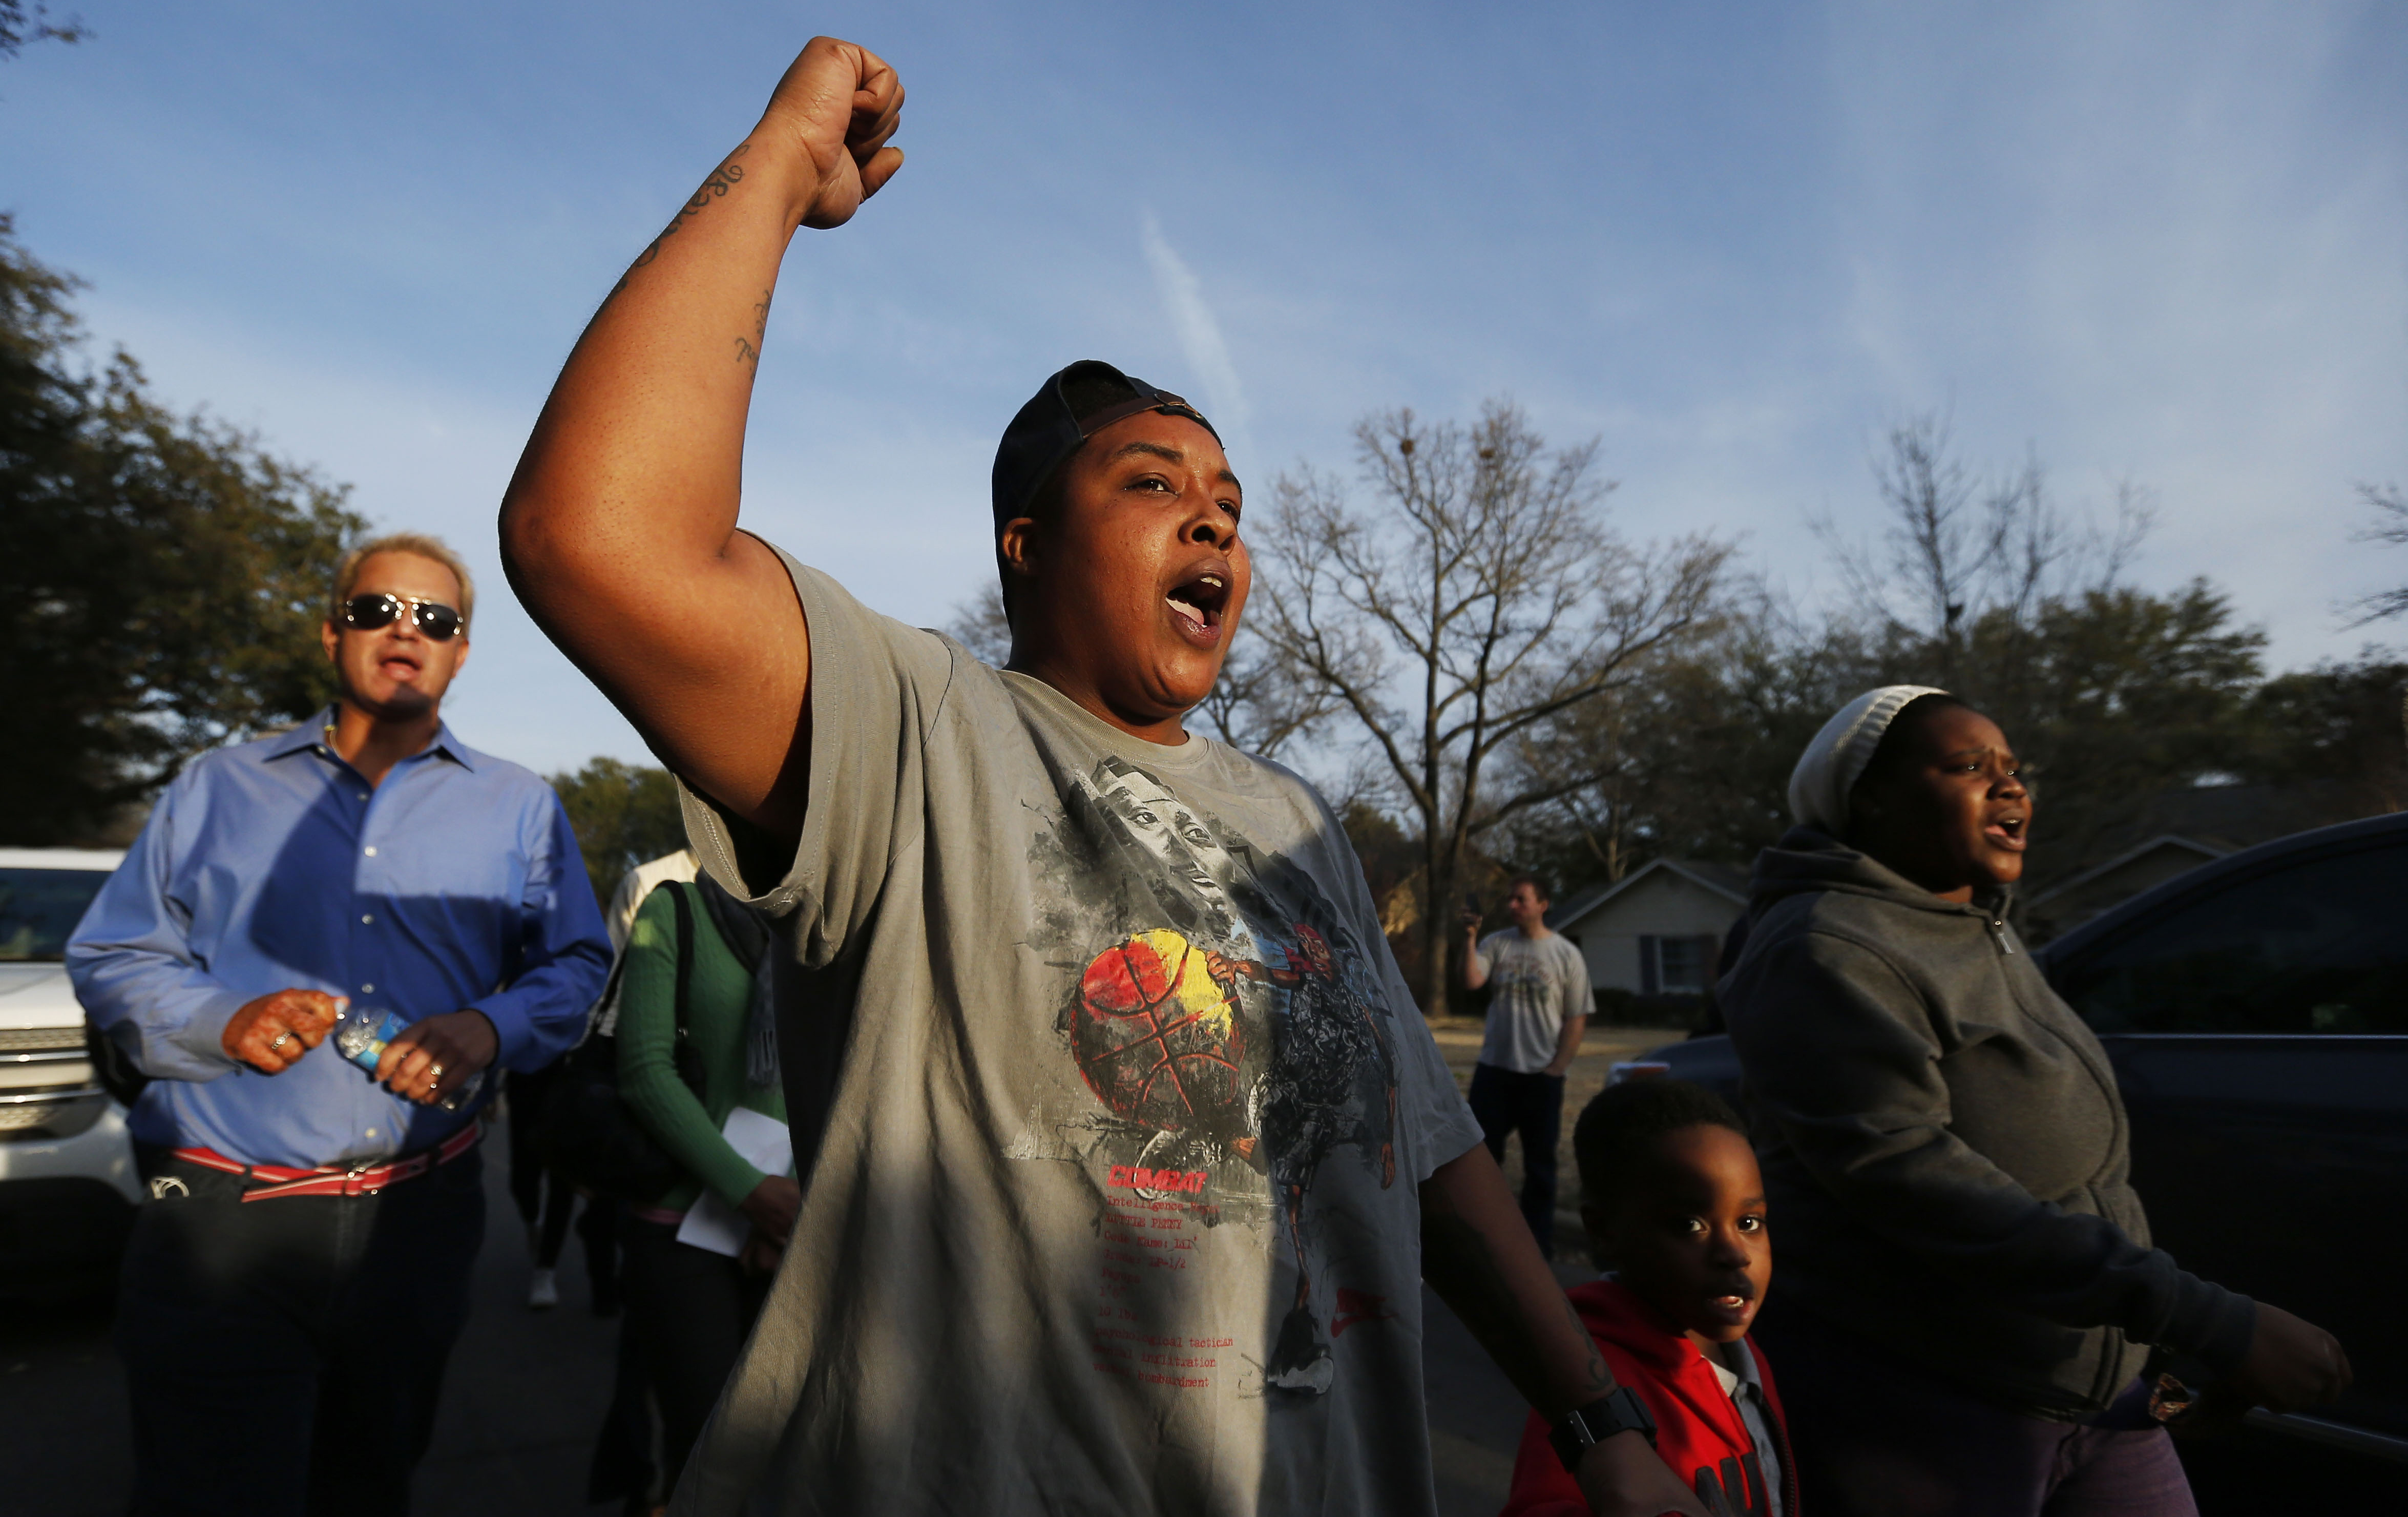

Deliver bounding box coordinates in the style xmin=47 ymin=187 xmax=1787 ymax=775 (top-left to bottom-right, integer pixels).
xmin=666 ymin=882 xmax=705 ymax=1098
xmin=579 ymin=949 xmax=631 ymax=1043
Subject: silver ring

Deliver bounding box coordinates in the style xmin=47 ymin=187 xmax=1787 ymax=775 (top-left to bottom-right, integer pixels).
xmin=428 ymin=1063 xmax=444 ymax=1081
xmin=269 ymin=1032 xmax=294 ymax=1051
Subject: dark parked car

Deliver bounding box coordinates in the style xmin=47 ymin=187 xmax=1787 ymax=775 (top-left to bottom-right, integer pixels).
xmin=1643 ymin=812 xmax=2408 ymax=1468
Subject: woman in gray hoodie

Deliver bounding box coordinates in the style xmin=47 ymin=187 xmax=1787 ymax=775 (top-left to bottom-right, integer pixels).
xmin=1720 ymin=687 xmax=2348 ymax=1516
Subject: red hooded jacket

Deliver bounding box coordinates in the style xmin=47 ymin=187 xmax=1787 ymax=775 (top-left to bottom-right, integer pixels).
xmin=1499 ymin=1280 xmax=1797 ymax=1517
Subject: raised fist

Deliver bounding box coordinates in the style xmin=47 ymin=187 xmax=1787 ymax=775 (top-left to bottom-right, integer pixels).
xmin=758 ymin=36 xmax=907 ymax=231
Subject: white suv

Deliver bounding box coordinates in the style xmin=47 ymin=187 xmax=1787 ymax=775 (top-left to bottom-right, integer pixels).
xmin=0 ymin=847 xmax=141 ymax=1291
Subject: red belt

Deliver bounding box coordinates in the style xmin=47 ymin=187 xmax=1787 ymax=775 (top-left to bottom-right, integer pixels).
xmin=173 ymin=1123 xmax=482 ymax=1202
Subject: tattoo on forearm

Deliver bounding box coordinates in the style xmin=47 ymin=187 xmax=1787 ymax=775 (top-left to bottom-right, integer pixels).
xmin=1563 ymin=1295 xmax=1616 ymax=1400
xmin=606 ymin=143 xmax=755 ymax=300
xmin=735 ymin=288 xmax=771 ymax=366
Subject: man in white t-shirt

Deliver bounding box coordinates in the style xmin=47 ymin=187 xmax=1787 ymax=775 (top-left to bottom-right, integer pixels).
xmin=1461 ymin=875 xmax=1592 ymax=1257
xmin=498 ymin=35 xmax=1703 ymax=1517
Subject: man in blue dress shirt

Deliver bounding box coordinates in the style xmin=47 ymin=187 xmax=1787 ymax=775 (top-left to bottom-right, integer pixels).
xmin=69 ymin=532 xmax=613 ymax=1517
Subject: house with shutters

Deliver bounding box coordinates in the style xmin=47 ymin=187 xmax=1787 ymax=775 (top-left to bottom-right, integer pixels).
xmin=1545 ymin=860 xmax=1751 ymax=1002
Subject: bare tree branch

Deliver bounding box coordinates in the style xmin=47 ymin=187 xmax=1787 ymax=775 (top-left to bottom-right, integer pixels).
xmin=944 ymin=587 xmax=1013 ymax=667
xmin=1812 ymin=413 xmax=2159 ymax=689
xmin=2346 ymin=482 xmax=2408 ymax=628
xmin=0 ymin=1 xmax=87 ymax=59
xmin=1250 ymin=398 xmax=1730 ymax=1014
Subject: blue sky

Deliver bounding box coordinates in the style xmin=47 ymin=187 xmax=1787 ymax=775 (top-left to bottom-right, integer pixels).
xmin=6 ymin=2 xmax=2404 ymax=774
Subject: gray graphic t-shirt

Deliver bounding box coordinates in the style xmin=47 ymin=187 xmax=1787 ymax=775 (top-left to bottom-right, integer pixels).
xmin=1472 ymin=930 xmax=1590 ymax=1074
xmin=671 ymin=555 xmax=1483 ymax=1517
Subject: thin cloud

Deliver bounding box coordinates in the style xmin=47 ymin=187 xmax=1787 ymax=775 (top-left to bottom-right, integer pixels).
xmin=1140 ymin=213 xmax=1255 ymax=467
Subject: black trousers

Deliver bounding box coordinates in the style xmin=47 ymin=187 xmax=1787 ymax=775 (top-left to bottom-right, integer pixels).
xmin=586 ymin=1313 xmax=659 ymax=1508
xmin=117 ymin=1144 xmax=487 ymax=1517
xmin=505 ymin=1066 xmax=558 ymax=1225
xmin=508 ymin=1067 xmax=622 ymax=1300
xmin=620 ymin=1218 xmax=770 ymax=1499
xmin=1467 ymin=1062 xmax=1566 ymax=1257
xmin=526 ymin=1165 xmax=623 ymax=1298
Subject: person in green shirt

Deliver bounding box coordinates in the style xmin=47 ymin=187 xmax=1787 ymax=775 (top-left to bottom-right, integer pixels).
xmin=616 ymin=879 xmax=796 ymax=1507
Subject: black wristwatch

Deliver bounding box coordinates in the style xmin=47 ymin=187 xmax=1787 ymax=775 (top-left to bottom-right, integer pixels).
xmin=1548 ymin=1386 xmax=1658 ymax=1472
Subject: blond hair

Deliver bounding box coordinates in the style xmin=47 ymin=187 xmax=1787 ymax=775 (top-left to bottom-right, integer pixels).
xmin=329 ymin=532 xmax=476 ymax=628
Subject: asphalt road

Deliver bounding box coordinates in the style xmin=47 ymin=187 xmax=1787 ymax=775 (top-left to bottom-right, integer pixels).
xmin=0 ymin=1151 xmax=1539 ymax=1517
xmin=0 ymin=1150 xmax=627 ymax=1517
xmin=1 ymin=1088 xmax=2392 ymax=1515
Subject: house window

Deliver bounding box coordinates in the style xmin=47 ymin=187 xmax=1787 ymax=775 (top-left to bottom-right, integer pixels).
xmin=1640 ymin=934 xmax=1720 ymax=995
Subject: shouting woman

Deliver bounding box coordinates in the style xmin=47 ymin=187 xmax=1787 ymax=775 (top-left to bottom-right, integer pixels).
xmin=1720 ymin=687 xmax=2349 ymax=1516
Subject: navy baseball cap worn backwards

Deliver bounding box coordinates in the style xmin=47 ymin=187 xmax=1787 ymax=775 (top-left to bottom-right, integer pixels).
xmin=991 ymin=361 xmax=1219 ymax=530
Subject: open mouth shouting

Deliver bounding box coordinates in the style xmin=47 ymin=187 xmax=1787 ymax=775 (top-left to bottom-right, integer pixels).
xmin=1164 ymin=563 xmax=1231 ymax=649
xmin=1983 ymin=812 xmax=2028 ymax=852
xmin=378 ymin=646 xmax=427 ymax=683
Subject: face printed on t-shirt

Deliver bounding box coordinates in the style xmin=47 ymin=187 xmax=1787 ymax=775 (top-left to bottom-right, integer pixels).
xmin=1090 ymin=759 xmax=1249 ymax=942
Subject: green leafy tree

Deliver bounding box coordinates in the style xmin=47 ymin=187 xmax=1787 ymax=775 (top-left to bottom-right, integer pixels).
xmin=1501 ymin=596 xmax=1877 ymax=892
xmin=2 ymin=218 xmax=364 ymax=843
xmin=1957 ymin=581 xmax=2266 ymax=869
xmin=2236 ymin=653 xmax=2408 ymax=816
xmin=548 ymin=757 xmax=686 ymax=903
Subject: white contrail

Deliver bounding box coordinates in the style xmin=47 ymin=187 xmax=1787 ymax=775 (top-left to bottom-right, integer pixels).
xmin=1140 ymin=213 xmax=1254 ymax=466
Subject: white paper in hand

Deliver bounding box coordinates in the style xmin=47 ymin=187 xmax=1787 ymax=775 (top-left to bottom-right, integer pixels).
xmin=675 ymin=1107 xmax=795 ymax=1258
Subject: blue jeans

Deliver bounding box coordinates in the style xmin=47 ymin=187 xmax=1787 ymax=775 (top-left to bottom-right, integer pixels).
xmin=1752 ymin=1303 xmax=2197 ymax=1516
xmin=116 ymin=1144 xmax=487 ymax=1517
xmin=1467 ymin=1062 xmax=1566 ymax=1257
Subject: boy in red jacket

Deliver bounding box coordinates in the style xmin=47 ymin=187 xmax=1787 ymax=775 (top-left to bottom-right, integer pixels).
xmin=1501 ymin=1078 xmax=1796 ymax=1517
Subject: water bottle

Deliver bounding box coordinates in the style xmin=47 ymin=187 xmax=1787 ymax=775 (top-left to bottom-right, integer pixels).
xmin=333 ymin=1003 xmax=487 ymax=1112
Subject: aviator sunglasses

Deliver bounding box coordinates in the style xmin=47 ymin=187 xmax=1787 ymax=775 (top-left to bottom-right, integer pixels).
xmin=339 ymin=593 xmax=465 ymax=641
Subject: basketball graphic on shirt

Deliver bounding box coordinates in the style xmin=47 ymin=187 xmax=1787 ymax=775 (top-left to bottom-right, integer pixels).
xmin=1072 ymin=929 xmax=1249 ymax=1136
